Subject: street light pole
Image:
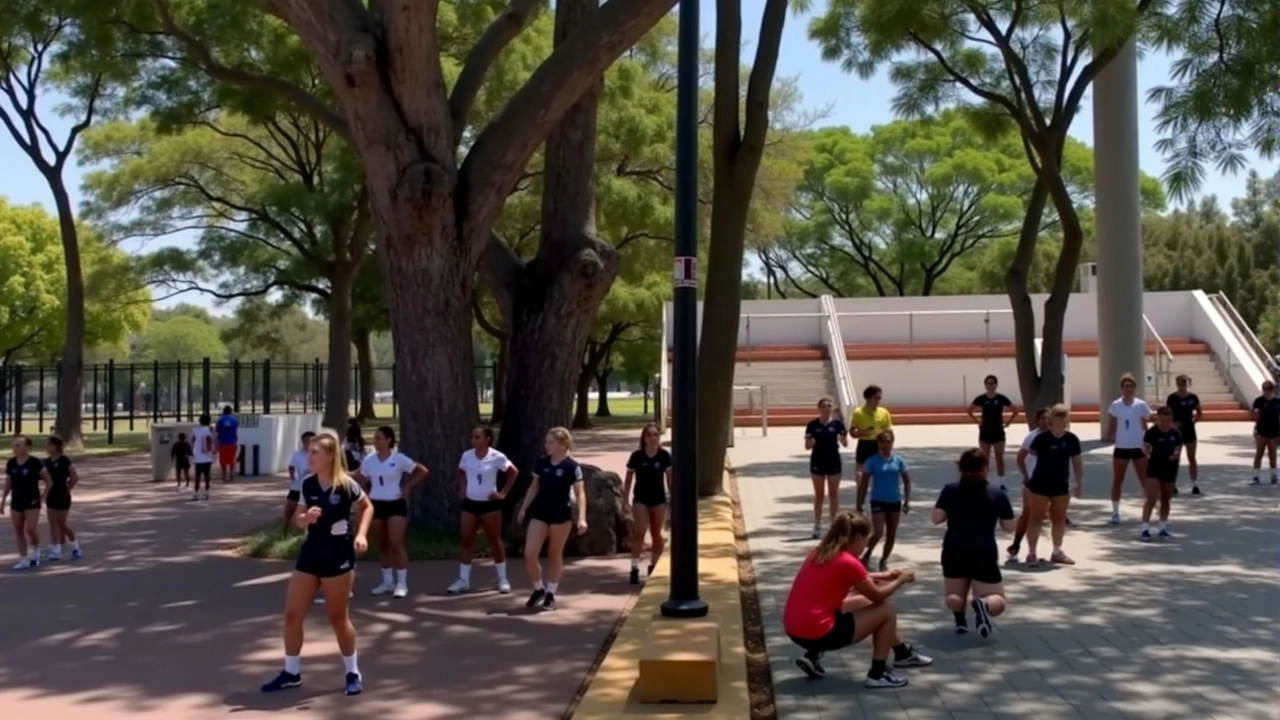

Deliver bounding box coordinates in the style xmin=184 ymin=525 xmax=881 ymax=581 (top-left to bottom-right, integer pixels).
xmin=661 ymin=0 xmax=709 ymax=620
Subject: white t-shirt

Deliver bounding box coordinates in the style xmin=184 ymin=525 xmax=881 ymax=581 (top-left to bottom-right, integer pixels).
xmin=191 ymin=426 xmax=214 ymax=463
xmin=1020 ymin=429 xmax=1043 ymax=478
xmin=459 ymin=448 xmax=514 ymax=502
xmin=1109 ymin=398 xmax=1152 ymax=449
xmin=359 ymin=451 xmax=417 ymax=501
xmin=287 ymin=449 xmax=309 ymax=492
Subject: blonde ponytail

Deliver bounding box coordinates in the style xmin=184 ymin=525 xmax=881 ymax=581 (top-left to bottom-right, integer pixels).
xmin=811 ymin=512 xmax=871 ymax=565
xmin=312 ymin=432 xmax=356 ymax=494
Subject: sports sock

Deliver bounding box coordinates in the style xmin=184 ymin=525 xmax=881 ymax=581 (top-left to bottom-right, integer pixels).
xmin=284 ymin=655 xmax=301 ymax=674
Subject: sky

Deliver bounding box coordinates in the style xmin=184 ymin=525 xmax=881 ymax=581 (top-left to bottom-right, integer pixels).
xmin=0 ymin=2 xmax=1269 ymax=316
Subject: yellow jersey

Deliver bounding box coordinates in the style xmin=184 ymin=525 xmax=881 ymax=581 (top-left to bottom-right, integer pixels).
xmin=851 ymin=405 xmax=892 ymax=438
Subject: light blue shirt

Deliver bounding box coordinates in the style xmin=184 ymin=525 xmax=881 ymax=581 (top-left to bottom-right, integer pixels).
xmin=864 ymin=453 xmax=906 ymax=503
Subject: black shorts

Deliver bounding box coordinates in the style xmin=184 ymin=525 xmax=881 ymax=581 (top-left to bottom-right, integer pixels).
xmin=1149 ymin=463 xmax=1180 ymax=484
xmin=810 ymin=455 xmax=842 ymax=477
xmin=528 ymin=502 xmax=572 ymax=526
xmin=631 ymin=492 xmax=667 ymax=509
xmin=1026 ymin=477 xmax=1070 ymax=498
xmin=854 ymin=440 xmax=878 ymax=464
xmin=295 ymin=541 xmax=356 ymax=578
xmin=286 ymin=489 xmax=301 ymax=503
xmin=175 ymin=459 xmax=191 ymax=472
xmin=869 ymin=500 xmax=902 ymax=514
xmin=788 ymin=611 xmax=856 ymax=654
xmin=45 ymin=491 xmax=71 ymax=511
xmin=1114 ymin=447 xmax=1145 ymax=460
xmin=462 ymin=498 xmax=503 ymax=516
xmin=1178 ymin=426 xmax=1197 ymax=444
xmin=941 ymin=547 xmax=1002 ymax=584
xmin=194 ymin=462 xmax=213 ymax=477
xmin=978 ymin=426 xmax=1007 ymax=445
xmin=372 ymin=498 xmax=408 ymax=520
xmin=9 ymin=492 xmax=40 ymax=512
xmin=1256 ymin=427 xmax=1280 ymax=441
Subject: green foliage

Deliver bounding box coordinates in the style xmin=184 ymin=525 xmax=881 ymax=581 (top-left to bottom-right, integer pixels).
xmin=138 ymin=314 xmax=227 ymax=362
xmin=221 ymin=299 xmax=329 ymax=363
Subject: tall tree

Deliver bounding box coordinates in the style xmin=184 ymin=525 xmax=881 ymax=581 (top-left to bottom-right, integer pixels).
xmin=0 ymin=1 xmax=111 ymax=445
xmin=696 ymin=0 xmax=790 ymax=496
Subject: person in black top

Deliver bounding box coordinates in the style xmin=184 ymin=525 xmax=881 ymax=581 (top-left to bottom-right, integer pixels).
xmin=1165 ymin=375 xmax=1202 ymax=494
xmin=932 ymin=448 xmax=1015 ymax=637
xmin=805 ymin=397 xmax=849 ymax=539
xmin=43 ymin=436 xmax=82 ymax=562
xmin=967 ymin=375 xmax=1018 ymax=491
xmin=1251 ymin=380 xmax=1280 ymax=485
xmin=171 ymin=432 xmax=193 ymax=494
xmin=624 ymin=423 xmax=671 ymax=585
xmin=1140 ymin=407 xmax=1183 ymax=540
xmin=517 ymin=427 xmax=588 ymax=611
xmin=343 ymin=421 xmax=365 ymax=471
xmin=260 ymin=431 xmax=372 ymax=697
xmin=1023 ymin=405 xmax=1084 ymax=567
xmin=2 ymin=435 xmax=49 ymax=570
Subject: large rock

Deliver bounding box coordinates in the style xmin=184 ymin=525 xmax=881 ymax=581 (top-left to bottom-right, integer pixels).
xmin=503 ymin=464 xmax=630 ymax=557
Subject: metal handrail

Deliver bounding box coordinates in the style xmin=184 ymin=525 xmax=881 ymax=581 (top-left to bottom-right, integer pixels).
xmin=727 ymin=384 xmax=769 ymax=447
xmin=744 ymin=312 xmax=827 ymax=366
xmin=1141 ymin=314 xmax=1174 ymax=399
xmin=833 ymin=309 xmax=1014 ymax=359
xmin=1209 ymin=292 xmax=1279 ymax=373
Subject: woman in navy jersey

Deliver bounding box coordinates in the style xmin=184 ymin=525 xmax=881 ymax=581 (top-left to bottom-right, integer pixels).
xmin=1250 ymin=380 xmax=1280 ymax=485
xmin=448 ymin=425 xmax=518 ymax=595
xmin=967 ymin=375 xmax=1017 ymax=491
xmin=624 ymin=423 xmax=671 ymax=584
xmin=805 ymin=397 xmax=849 ymax=539
xmin=1140 ymin=406 xmax=1183 ymax=540
xmin=1165 ymin=375 xmax=1202 ymax=494
xmin=2 ymin=435 xmax=48 ymax=570
xmin=1023 ymin=405 xmax=1084 ymax=566
xmin=43 ymin=436 xmax=82 ymax=561
xmin=517 ymin=427 xmax=588 ymax=611
xmin=261 ymin=432 xmax=372 ymax=697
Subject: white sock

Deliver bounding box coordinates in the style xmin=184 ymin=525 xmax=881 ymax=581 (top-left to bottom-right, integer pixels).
xmin=284 ymin=655 xmax=301 ymax=674
xmin=459 ymin=563 xmax=472 ymax=582
xmin=395 ymin=568 xmax=407 ymax=585
xmin=546 ymin=581 xmax=559 ymax=594
xmin=1158 ymin=520 xmax=1167 ymax=531
xmin=342 ymin=653 xmax=359 ymax=675
xmin=1140 ymin=522 xmax=1149 ymax=532
xmin=533 ymin=580 xmax=544 ymax=591
xmin=1111 ymin=501 xmax=1120 ymax=513
xmin=1052 ymin=546 xmax=1062 ymax=555
xmin=29 ymin=548 xmax=38 ymax=559
xmin=494 ymin=561 xmax=507 ymax=580
xmin=381 ymin=567 xmax=393 ymax=584
xmin=631 ymin=557 xmax=641 ymax=569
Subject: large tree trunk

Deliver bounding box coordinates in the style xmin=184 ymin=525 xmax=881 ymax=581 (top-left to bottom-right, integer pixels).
xmin=595 ymin=367 xmax=612 ymax=416
xmin=572 ymin=368 xmax=594 ymax=429
xmin=354 ymin=326 xmax=376 ymax=421
xmin=1008 ymin=180 xmax=1051 ymax=422
xmin=324 ymin=267 xmax=355 ymax=429
xmin=51 ymin=182 xmax=85 ymax=447
xmin=496 ymin=0 xmax=618 ymax=476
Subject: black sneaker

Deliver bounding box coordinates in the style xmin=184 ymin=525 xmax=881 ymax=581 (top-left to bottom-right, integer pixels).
xmin=261 ymin=670 xmax=302 ymax=692
xmin=878 ymin=558 xmax=888 ymax=572
xmin=525 ymin=589 xmax=546 ymax=608
xmin=971 ymin=598 xmax=994 ymax=638
xmin=795 ymin=654 xmax=826 ymax=678
xmin=1191 ymin=485 xmax=1201 ymax=495
xmin=629 ymin=567 xmax=640 ymax=585
xmin=542 ymin=592 xmax=557 ymax=610
xmin=954 ymin=620 xmax=968 ymax=635
xmin=344 ymin=671 xmax=362 ymax=696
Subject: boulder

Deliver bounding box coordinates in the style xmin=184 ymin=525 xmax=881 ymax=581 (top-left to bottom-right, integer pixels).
xmin=503 ymin=464 xmax=631 ymax=557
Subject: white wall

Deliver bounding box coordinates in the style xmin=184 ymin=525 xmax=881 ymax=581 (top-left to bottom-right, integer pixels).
xmin=1189 ymin=290 xmax=1270 ymax=399
xmin=849 ymin=357 xmax=1102 ymax=407
xmin=241 ymin=413 xmax=323 ymax=475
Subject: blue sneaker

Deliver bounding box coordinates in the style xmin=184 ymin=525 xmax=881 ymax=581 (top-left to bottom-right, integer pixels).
xmin=261 ymin=671 xmax=301 ymax=692
xmin=71 ymin=548 xmax=82 ymax=561
xmin=1140 ymin=529 xmax=1151 ymax=542
xmin=344 ymin=671 xmax=363 ymax=696
xmin=1158 ymin=528 xmax=1172 ymax=539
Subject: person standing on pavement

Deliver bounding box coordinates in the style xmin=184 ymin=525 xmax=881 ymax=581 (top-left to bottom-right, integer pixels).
xmin=215 ymin=405 xmax=240 ymax=483
xmin=191 ymin=415 xmax=215 ymax=501
xmin=1165 ymin=375 xmax=1202 ymax=494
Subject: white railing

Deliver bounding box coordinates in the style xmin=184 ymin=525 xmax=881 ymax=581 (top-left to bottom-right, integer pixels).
xmin=1142 ymin=314 xmax=1175 ymax=398
xmin=834 ymin=309 xmax=1015 ymax=358
xmin=1209 ymin=292 xmax=1279 ymax=376
xmin=743 ymin=312 xmax=827 ymax=366
xmin=727 ymin=384 xmax=768 ymax=448
xmin=819 ymin=295 xmax=856 ymax=420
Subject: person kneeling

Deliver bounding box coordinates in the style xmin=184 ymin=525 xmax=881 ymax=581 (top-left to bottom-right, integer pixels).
xmin=781 ymin=512 xmax=933 ymax=688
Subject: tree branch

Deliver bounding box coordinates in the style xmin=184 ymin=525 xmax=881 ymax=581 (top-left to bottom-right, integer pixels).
xmin=448 ymin=0 xmax=543 ymax=147
xmin=479 ymin=231 xmax=524 ymax=319
xmin=740 ymin=0 xmax=789 ymax=155
xmin=471 ymin=295 xmax=507 ymax=340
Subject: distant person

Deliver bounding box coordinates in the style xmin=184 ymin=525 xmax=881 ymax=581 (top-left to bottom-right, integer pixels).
xmin=1140 ymin=407 xmax=1183 ymax=540
xmin=191 ymin=415 xmax=215 ymax=501
xmin=344 ymin=421 xmax=366 ymax=471
xmin=1165 ymin=375 xmax=1202 ymax=494
xmin=1107 ymin=374 xmax=1151 ymax=525
xmin=1251 ymin=380 xmax=1280 ymax=485
xmin=855 ymin=430 xmax=911 ymax=572
xmin=2 ymin=435 xmax=48 ymax=570
xmin=43 ymin=435 xmax=82 ymax=562
xmin=804 ymin=397 xmax=849 ymax=539
xmin=449 ymin=425 xmax=518 ymax=594
xmin=516 ymin=427 xmax=588 ymax=611
xmin=851 ymin=385 xmax=892 ymax=478
xmin=967 ymin=374 xmax=1017 ymax=491
xmin=1008 ymin=407 xmax=1050 ymax=561
xmin=624 ymin=423 xmax=671 ymax=584
xmin=1023 ymin=405 xmax=1084 ymax=566
xmin=171 ymin=432 xmax=193 ymax=494
xmin=216 ymin=405 xmax=240 ymax=483
xmin=354 ymin=427 xmax=427 ymax=599
xmin=284 ymin=431 xmax=316 ymax=533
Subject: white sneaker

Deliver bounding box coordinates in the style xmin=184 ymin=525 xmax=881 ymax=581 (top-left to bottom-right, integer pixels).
xmin=496 ymin=578 xmax=512 ymax=594
xmin=370 ymin=580 xmax=395 ymax=596
xmin=46 ymin=549 xmax=61 ymax=562
xmin=202 ymin=492 xmax=210 ymax=501
xmin=12 ymin=558 xmax=34 ymax=570
xmin=446 ymin=578 xmax=470 ymax=595
xmin=392 ymin=583 xmax=408 ymax=599
xmin=1109 ymin=512 xmax=1121 ymax=525
xmin=864 ymin=670 xmax=909 ymax=688
xmin=191 ymin=492 xmax=200 ymax=501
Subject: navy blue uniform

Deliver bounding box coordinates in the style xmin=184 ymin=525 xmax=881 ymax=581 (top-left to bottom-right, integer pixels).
xmin=935 ymin=481 xmax=1014 ymax=584
xmin=1165 ymin=392 xmax=1200 ymax=443
xmin=972 ymin=393 xmax=1013 ymax=444
xmin=294 ymin=475 xmax=366 ymax=578
xmin=805 ymin=417 xmax=847 ymax=476
xmin=1143 ymin=427 xmax=1183 ymax=483
xmin=5 ymin=456 xmax=44 ymax=512
xmin=1253 ymin=395 xmax=1280 ymax=439
xmin=528 ymin=456 xmax=583 ymax=525
xmin=44 ymin=455 xmax=73 ymax=511
xmin=1028 ymin=431 xmax=1082 ymax=498
xmin=627 ymin=448 xmax=670 ymax=507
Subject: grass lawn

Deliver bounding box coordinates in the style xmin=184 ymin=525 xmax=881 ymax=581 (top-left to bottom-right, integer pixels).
xmin=236 ymin=522 xmax=492 ymax=561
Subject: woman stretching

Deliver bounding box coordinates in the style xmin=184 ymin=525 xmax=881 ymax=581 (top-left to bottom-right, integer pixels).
xmin=448 ymin=425 xmax=518 ymax=595
xmin=356 ymin=427 xmax=427 ymax=598
xmin=624 ymin=423 xmax=671 ymax=584
xmin=261 ymin=432 xmax=372 ymax=696
xmin=933 ymin=449 xmax=1015 ymax=637
xmin=517 ymin=427 xmax=588 ymax=611
xmin=781 ymin=512 xmax=932 ymax=687
xmin=43 ymin=436 xmax=82 ymax=561
xmin=805 ymin=397 xmax=848 ymax=539
xmin=3 ymin=436 xmax=48 ymax=570
xmin=1023 ymin=405 xmax=1084 ymax=566
xmin=855 ymin=430 xmax=910 ymax=571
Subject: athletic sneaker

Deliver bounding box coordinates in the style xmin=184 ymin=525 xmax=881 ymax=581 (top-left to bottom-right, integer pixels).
xmin=1158 ymin=528 xmax=1172 ymax=539
xmin=893 ymin=646 xmax=934 ymax=667
xmin=1050 ymin=550 xmax=1075 ymax=565
xmin=1250 ymin=477 xmax=1260 ymax=485
xmin=392 ymin=583 xmax=408 ymax=599
xmin=446 ymin=578 xmax=470 ymax=595
xmin=261 ymin=671 xmax=302 ymax=692
xmin=1141 ymin=529 xmax=1152 ymax=542
xmin=1109 ymin=512 xmax=1121 ymax=525
xmin=1005 ymin=544 xmax=1020 ymax=562
xmin=344 ymin=672 xmax=362 ymax=696
xmin=371 ymin=580 xmax=395 ymax=596
xmin=1272 ymin=475 xmax=1278 ymax=485
xmin=70 ymin=547 xmax=82 ymax=561
xmin=191 ymin=492 xmax=200 ymax=501
xmin=1191 ymin=485 xmax=1201 ymax=495
xmin=12 ymin=558 xmax=35 ymax=571
xmin=542 ymin=592 xmax=557 ymax=611
xmin=811 ymin=524 xmax=820 ymax=539
xmin=496 ymin=578 xmax=512 ymax=594
xmin=1025 ymin=554 xmax=1040 ymax=567
xmin=201 ymin=491 xmax=210 ymax=501
xmin=46 ymin=549 xmax=61 ymax=562
xmin=795 ymin=654 xmax=826 ymax=678
xmin=954 ymin=619 xmax=968 ymax=635
xmin=999 ymin=484 xmax=1007 ymax=493
xmin=1172 ymin=486 xmax=1179 ymax=496
xmin=864 ymin=670 xmax=908 ymax=688
xmin=525 ymin=588 xmax=546 ymax=608
xmin=629 ymin=567 xmax=640 ymax=585
xmin=971 ymin=598 xmax=994 ymax=638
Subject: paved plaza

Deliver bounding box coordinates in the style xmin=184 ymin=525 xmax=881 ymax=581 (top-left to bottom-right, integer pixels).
xmin=732 ymin=422 xmax=1279 ymax=720
xmin=0 ymin=434 xmax=638 ymax=720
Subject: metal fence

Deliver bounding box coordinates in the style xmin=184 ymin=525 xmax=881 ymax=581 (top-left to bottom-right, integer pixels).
xmin=0 ymin=359 xmax=498 ymax=442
